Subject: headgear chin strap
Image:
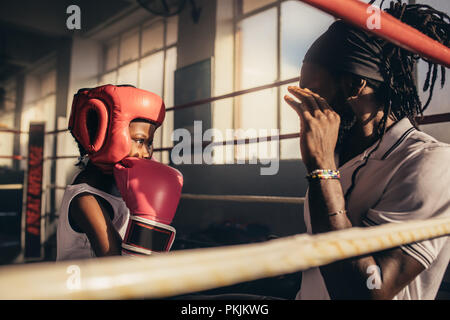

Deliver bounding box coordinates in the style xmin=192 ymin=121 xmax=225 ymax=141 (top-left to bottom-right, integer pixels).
xmin=68 ymin=84 xmax=165 ymax=173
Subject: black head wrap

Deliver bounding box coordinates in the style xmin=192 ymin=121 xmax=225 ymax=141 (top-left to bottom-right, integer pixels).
xmin=304 ymin=20 xmax=385 ymax=82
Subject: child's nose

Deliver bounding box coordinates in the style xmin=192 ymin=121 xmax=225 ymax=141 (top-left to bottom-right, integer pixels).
xmin=142 ymin=146 xmax=151 ymax=159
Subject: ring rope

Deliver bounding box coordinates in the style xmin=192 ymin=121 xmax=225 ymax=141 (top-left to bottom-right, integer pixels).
xmin=300 ymin=0 xmax=450 ymax=67
xmin=1 ymin=111 xmax=450 ymax=161
xmin=181 ymin=194 xmax=305 ymax=204
xmin=0 ymin=217 xmax=448 ymax=299
xmin=0 ymin=184 xmax=23 ymax=190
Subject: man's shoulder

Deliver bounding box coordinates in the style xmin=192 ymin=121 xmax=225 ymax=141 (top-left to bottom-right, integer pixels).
xmin=394 ymin=129 xmax=450 ymax=163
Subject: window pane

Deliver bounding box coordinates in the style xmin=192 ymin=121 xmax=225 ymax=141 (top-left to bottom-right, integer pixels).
xmin=153 ymin=122 xmax=163 ymax=150
xmin=80 ymin=76 xmax=99 ymax=89
xmin=141 ymin=21 xmax=164 ymax=55
xmin=117 ymin=62 xmax=138 ymax=86
xmin=105 ymin=39 xmax=119 ymax=71
xmin=166 ymin=16 xmax=178 ymax=46
xmin=280 ymin=84 xmax=301 ymax=159
xmin=237 ymin=88 xmax=277 ymax=132
xmin=418 ymin=64 xmax=450 ymax=116
xmin=417 ymin=45 xmax=450 ymax=116
xmin=235 ymin=88 xmax=277 ymax=160
xmin=42 ymin=94 xmax=56 ymax=132
xmin=20 ymin=103 xmax=35 ymax=132
xmin=419 ymin=123 xmax=450 ymax=144
xmin=237 ymin=140 xmax=279 ymax=162
xmin=161 ymin=151 xmax=170 ymax=164
xmin=212 ymin=131 xmax=236 ymax=165
xmin=164 ymin=47 xmax=177 ymax=108
xmin=4 ymin=97 xmax=15 ymax=111
xmin=242 ymin=0 xmax=276 ymax=14
xmin=100 ymin=71 xmax=117 ymax=85
xmin=23 ymin=74 xmax=40 ymax=104
xmin=0 ymin=111 xmax=15 ymax=167
xmin=415 ymin=1 xmax=450 ymax=142
xmin=4 ymin=82 xmax=16 ymax=103
xmin=18 ymin=94 xmax=55 ymax=169
xmin=213 ymin=0 xmax=234 ymax=164
xmin=237 ymin=8 xmax=277 ymax=89
xmin=153 ymin=152 xmax=162 ymax=162
xmin=212 ymin=97 xmax=234 ymax=164
xmin=4 ymin=83 xmax=16 ymax=111
xmin=214 ymin=4 xmax=234 ymax=96
xmin=120 ymin=28 xmax=139 ymax=65
xmin=281 ymin=136 xmax=300 ymax=160
xmin=162 ymin=47 xmax=177 ymax=149
xmin=281 ymin=0 xmax=335 ymax=79
xmin=234 ymin=138 xmax=279 ymax=163
xmin=19 ymin=107 xmax=30 ymax=170
xmin=162 ymin=108 xmax=174 ymax=149
xmin=139 ymin=51 xmax=164 ymax=96
xmin=41 ymin=70 xmax=56 ymax=96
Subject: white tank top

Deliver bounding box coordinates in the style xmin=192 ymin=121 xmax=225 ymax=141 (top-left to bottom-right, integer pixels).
xmin=56 ymin=179 xmax=130 ymax=261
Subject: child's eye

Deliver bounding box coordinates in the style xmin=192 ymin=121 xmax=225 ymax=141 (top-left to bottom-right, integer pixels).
xmin=134 ymin=139 xmax=153 ymax=150
xmin=134 ymin=138 xmax=145 ymax=145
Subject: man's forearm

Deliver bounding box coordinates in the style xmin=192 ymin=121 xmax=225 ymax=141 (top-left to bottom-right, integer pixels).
xmin=308 ymin=179 xmax=350 ymax=233
xmin=308 ymin=179 xmax=382 ymax=299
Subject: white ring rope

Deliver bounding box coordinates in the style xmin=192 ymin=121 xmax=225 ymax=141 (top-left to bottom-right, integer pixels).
xmin=0 ymin=217 xmax=449 ymax=299
xmin=0 ymin=184 xmax=23 ymax=190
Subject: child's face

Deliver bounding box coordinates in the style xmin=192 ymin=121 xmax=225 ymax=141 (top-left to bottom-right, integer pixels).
xmin=128 ymin=121 xmax=156 ymax=159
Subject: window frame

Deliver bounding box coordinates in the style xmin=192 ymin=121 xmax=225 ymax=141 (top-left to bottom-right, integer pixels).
xmin=98 ymin=16 xmax=179 ymax=163
xmin=231 ymin=0 xmax=294 ymax=161
xmin=99 ymin=16 xmax=178 ymax=95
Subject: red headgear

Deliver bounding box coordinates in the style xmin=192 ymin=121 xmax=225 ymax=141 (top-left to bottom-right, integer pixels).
xmin=68 ymin=85 xmax=165 ymax=173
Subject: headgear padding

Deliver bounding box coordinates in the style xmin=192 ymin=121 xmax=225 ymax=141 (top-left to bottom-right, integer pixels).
xmin=68 ymin=85 xmax=165 ymax=173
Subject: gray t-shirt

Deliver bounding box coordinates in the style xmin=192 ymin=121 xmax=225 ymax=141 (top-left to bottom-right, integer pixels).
xmin=296 ymin=118 xmax=450 ymax=300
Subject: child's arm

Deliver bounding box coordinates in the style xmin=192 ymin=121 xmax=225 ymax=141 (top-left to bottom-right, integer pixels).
xmin=69 ymin=193 xmax=122 ymax=257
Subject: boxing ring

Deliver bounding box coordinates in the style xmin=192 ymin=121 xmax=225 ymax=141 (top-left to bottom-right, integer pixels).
xmin=0 ymin=0 xmax=449 ymax=299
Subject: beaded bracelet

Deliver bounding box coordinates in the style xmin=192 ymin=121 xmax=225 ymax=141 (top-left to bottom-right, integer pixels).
xmin=306 ymin=169 xmax=341 ymax=181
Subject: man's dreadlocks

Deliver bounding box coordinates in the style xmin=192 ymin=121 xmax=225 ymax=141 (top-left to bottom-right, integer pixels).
xmin=369 ymin=0 xmax=449 ymax=133
xmin=344 ymin=0 xmax=449 ymax=201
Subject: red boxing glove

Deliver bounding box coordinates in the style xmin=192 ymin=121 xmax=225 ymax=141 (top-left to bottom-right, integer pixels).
xmin=114 ymin=157 xmax=183 ymax=256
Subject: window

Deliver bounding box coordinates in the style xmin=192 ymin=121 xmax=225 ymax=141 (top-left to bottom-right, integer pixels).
xmin=21 ymin=68 xmax=57 ymax=170
xmin=20 ymin=67 xmax=57 ymax=223
xmin=0 ymin=79 xmax=16 ymax=168
xmin=242 ymin=0 xmax=276 ymax=14
xmin=0 ymin=79 xmax=16 ymax=167
xmin=98 ymin=16 xmax=179 ymax=163
xmin=213 ymin=0 xmax=334 ymax=163
xmin=416 ymin=0 xmax=450 ymax=144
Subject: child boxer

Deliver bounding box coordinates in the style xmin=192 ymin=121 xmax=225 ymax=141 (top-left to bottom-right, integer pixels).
xmin=56 ymin=84 xmax=182 ymax=260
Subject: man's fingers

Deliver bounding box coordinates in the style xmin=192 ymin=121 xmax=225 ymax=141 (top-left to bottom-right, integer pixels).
xmin=287 ymin=86 xmax=322 ymax=114
xmin=284 ymin=94 xmax=302 ymax=114
xmin=304 ymin=88 xmax=334 ymax=113
xmin=284 ymin=95 xmax=313 ymax=122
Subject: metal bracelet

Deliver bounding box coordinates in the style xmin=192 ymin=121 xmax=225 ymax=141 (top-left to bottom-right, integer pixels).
xmin=328 ymin=209 xmax=347 ymax=217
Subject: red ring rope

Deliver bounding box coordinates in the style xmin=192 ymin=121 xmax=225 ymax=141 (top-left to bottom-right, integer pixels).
xmin=299 ymin=0 xmax=450 ymax=68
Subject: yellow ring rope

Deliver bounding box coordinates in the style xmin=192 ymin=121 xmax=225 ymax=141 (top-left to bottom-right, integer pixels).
xmin=0 ymin=217 xmax=449 ymax=299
